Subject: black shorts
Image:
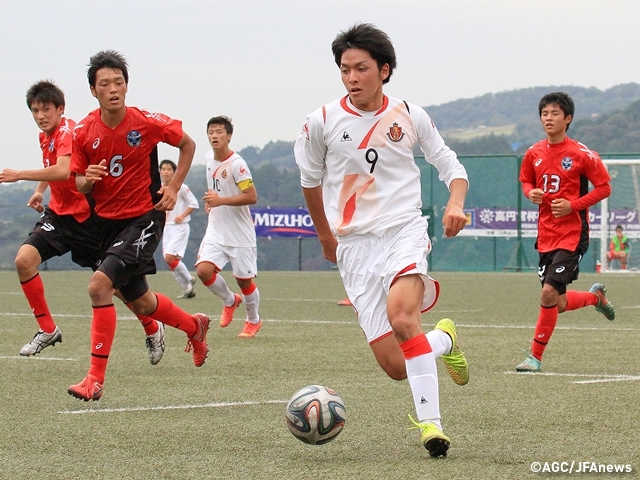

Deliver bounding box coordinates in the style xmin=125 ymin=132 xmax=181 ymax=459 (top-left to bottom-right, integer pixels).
xmin=23 ymin=208 xmax=102 ymax=269
xmin=538 ymin=249 xmax=582 ymax=294
xmin=96 ymin=210 xmax=165 ymax=290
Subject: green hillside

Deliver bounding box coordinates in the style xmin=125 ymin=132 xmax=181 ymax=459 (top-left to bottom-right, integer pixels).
xmin=427 ymin=83 xmax=640 ymax=131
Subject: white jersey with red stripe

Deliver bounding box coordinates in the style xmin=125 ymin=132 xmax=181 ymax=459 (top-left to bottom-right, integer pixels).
xmin=203 ymin=150 xmax=256 ymax=247
xmin=165 ymin=183 xmax=199 ymax=225
xmin=295 ymin=94 xmax=468 ymax=237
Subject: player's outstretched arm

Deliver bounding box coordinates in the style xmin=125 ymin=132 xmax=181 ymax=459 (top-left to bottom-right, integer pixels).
xmin=442 ymin=178 xmax=468 ymax=238
xmin=0 ymin=155 xmax=71 ymax=184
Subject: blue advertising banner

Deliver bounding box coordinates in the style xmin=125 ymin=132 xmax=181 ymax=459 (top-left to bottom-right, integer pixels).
xmin=251 ymin=207 xmax=640 ymax=239
xmin=458 ymin=207 xmax=640 ymax=238
xmin=252 ymin=207 xmax=317 ymax=237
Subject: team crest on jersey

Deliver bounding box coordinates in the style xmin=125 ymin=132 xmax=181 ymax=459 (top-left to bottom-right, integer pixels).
xmin=386 ymin=122 xmax=405 ymax=142
xmin=221 ymin=169 xmax=228 ymax=179
xmin=561 ymin=157 xmax=573 ymax=171
xmin=48 ymin=139 xmax=55 ymax=152
xmin=239 ymin=166 xmax=247 ymax=175
xmin=127 ymin=130 xmax=142 ymax=147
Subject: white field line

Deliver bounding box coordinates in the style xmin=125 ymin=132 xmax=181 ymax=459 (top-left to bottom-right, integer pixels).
xmin=59 ymin=399 xmax=287 ymax=415
xmin=0 ymin=310 xmax=637 ymax=330
xmin=0 ymin=355 xmax=77 ymax=361
xmin=0 ymin=312 xmax=91 ymax=318
xmin=573 ymin=376 xmax=640 ymax=384
xmin=504 ymin=371 xmax=640 ymax=384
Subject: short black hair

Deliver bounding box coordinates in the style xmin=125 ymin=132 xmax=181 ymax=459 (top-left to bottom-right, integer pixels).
xmin=159 ymin=159 xmax=177 ymax=171
xmin=206 ymin=116 xmax=233 ymax=135
xmin=26 ymin=80 xmax=65 ymax=109
xmin=87 ymin=50 xmax=129 ymax=87
xmin=331 ymin=23 xmax=397 ymax=84
xmin=539 ymin=92 xmax=575 ymax=131
xmin=615 ymin=224 xmax=624 ymax=231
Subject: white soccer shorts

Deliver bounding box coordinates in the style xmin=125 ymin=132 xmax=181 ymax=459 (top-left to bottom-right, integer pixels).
xmin=162 ymin=223 xmax=190 ymax=258
xmin=337 ymin=216 xmax=439 ymax=344
xmin=196 ymin=236 xmax=258 ymax=279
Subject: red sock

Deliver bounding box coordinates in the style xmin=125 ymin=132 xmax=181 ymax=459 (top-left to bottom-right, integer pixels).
xmin=151 ymin=293 xmax=198 ymax=337
xmin=125 ymin=303 xmax=158 ymax=336
xmin=88 ymin=304 xmax=117 ymax=384
xmin=20 ymin=273 xmax=56 ymax=333
xmin=531 ymin=305 xmax=558 ymax=361
xmin=399 ymin=334 xmax=432 ymax=359
xmin=564 ymin=291 xmax=597 ymax=311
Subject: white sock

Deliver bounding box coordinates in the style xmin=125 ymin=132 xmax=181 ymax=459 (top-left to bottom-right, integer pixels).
xmin=426 ymin=329 xmax=452 ymax=357
xmin=207 ymin=274 xmax=235 ymax=305
xmin=406 ymin=352 xmax=441 ymax=429
xmin=173 ymin=261 xmax=192 ymax=284
xmin=172 ymin=266 xmax=189 ymax=290
xmin=242 ymin=286 xmax=260 ymax=323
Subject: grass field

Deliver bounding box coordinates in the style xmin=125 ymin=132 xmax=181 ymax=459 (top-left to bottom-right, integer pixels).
xmin=0 ymin=270 xmax=638 ymax=479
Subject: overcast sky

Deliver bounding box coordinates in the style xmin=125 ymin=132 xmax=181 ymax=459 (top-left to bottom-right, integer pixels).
xmin=1 ymin=0 xmax=639 ymax=172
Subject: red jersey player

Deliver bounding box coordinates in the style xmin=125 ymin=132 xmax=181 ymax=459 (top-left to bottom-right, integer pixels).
xmin=516 ymin=92 xmax=615 ymax=373
xmin=67 ymin=50 xmax=209 ymax=401
xmin=0 ymin=81 xmax=169 ymax=365
xmin=0 ymin=81 xmax=94 ymax=355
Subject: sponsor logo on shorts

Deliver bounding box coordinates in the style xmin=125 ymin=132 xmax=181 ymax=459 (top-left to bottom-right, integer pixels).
xmin=555 ymin=266 xmax=565 ymax=273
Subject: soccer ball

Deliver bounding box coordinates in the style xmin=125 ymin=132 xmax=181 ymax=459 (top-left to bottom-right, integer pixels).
xmin=285 ymin=385 xmax=346 ymax=445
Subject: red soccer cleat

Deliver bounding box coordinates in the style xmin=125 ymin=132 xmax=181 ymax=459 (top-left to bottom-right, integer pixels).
xmin=220 ymin=294 xmax=242 ymax=327
xmin=185 ymin=313 xmax=210 ymax=367
xmin=68 ymin=373 xmax=104 ymax=402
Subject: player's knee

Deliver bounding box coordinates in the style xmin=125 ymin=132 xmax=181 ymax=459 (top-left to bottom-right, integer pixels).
xmin=196 ymin=265 xmax=214 ymax=283
xmin=87 ymin=275 xmax=114 ymax=303
xmin=14 ymin=247 xmax=40 ymax=276
xmin=14 ymin=254 xmax=33 ymax=275
xmin=388 ymin=316 xmax=417 ymax=340
xmin=165 ymin=255 xmax=179 ymax=269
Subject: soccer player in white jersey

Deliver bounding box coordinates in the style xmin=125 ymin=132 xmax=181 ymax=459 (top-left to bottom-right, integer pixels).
xmin=295 ymin=23 xmax=470 ymax=458
xmin=195 ymin=116 xmax=262 ymax=338
xmin=160 ymin=159 xmax=199 ymax=298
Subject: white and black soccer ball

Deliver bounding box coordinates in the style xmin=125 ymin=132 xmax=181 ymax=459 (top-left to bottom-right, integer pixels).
xmin=285 ymin=385 xmax=346 ymax=445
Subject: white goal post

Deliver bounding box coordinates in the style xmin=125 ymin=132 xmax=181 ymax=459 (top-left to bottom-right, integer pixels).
xmin=599 ymin=159 xmax=640 ymax=273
